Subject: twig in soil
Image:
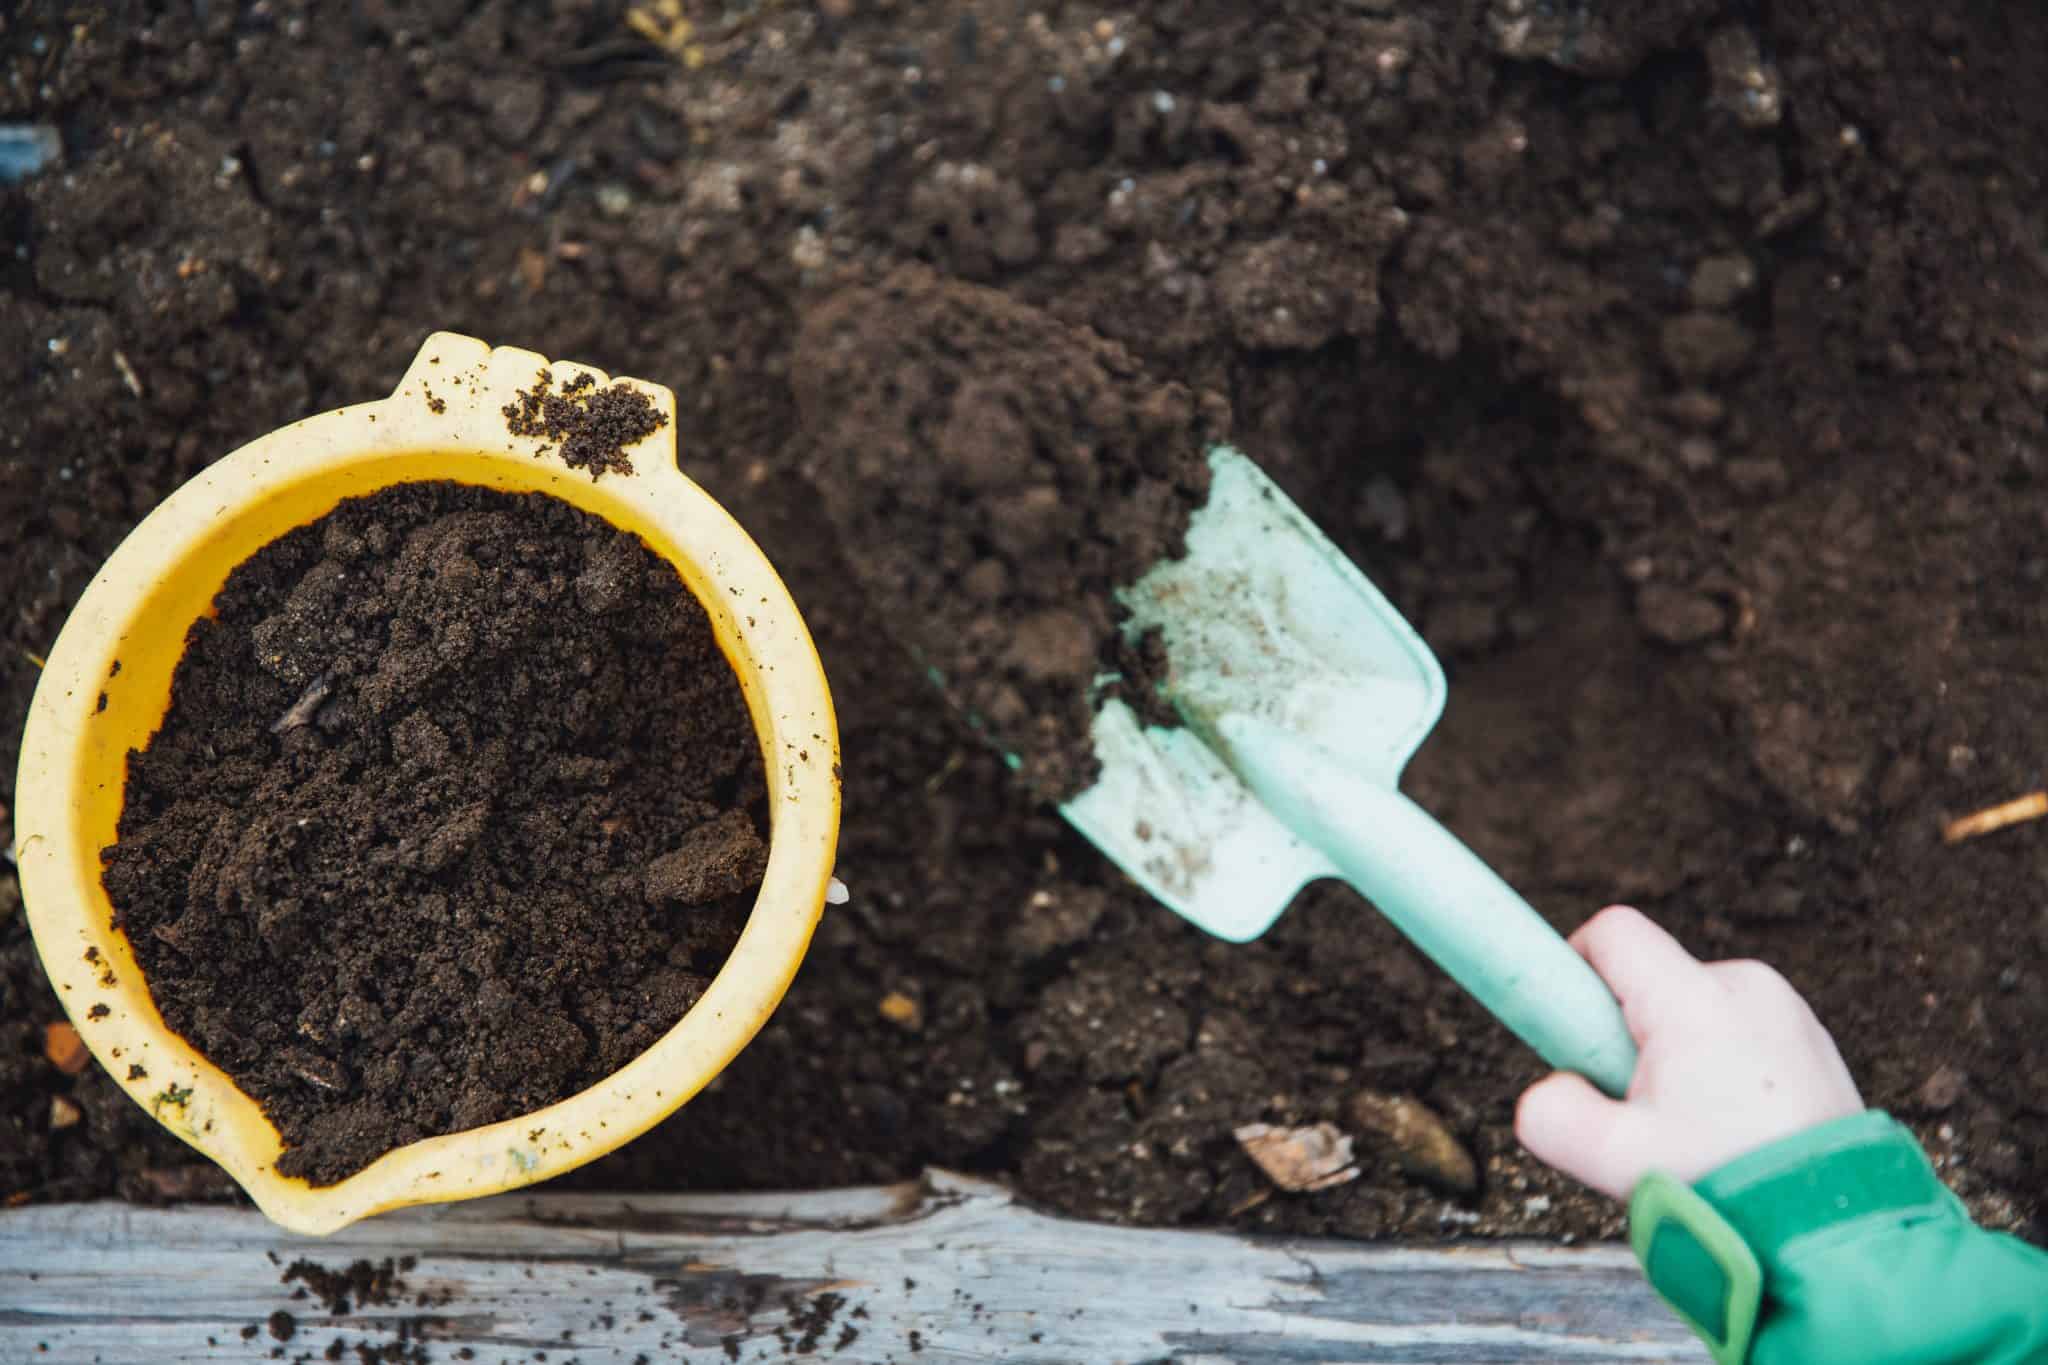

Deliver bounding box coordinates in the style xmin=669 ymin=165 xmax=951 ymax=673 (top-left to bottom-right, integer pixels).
xmin=924 ymin=749 xmax=965 ymax=795
xmin=112 ymin=349 xmax=144 ymax=399
xmin=1226 ymin=1188 xmax=1273 ymax=1217
xmin=1942 ymin=791 xmax=2048 ymax=844
xmin=271 ymin=672 xmax=334 ymax=734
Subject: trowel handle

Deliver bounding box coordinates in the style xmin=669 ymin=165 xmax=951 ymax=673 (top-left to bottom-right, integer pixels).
xmin=1328 ymin=789 xmax=1638 ymax=1097
xmin=1221 ymin=719 xmax=1638 ymax=1096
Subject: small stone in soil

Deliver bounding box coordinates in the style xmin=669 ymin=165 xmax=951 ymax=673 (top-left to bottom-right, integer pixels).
xmin=42 ymin=1022 xmax=88 ymax=1075
xmin=1350 ymin=1091 xmax=1479 ymax=1195
xmin=1916 ymin=1064 xmax=1967 ymax=1112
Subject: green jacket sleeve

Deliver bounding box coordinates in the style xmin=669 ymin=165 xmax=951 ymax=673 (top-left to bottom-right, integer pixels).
xmin=1629 ymin=1110 xmax=2048 ymax=1365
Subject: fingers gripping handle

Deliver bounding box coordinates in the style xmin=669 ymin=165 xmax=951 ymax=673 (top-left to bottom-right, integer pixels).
xmin=1219 ymin=716 xmax=1638 ymax=1097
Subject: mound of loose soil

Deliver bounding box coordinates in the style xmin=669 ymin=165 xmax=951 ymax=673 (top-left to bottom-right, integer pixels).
xmin=4 ymin=1 xmax=2045 ymax=1244
xmin=795 ymin=263 xmax=1225 ymax=798
xmin=101 ymin=482 xmax=764 ymax=1184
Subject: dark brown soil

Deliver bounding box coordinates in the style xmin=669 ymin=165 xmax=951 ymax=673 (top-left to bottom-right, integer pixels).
xmin=502 ymin=369 xmax=667 ymax=478
xmin=4 ymin=1 xmax=2046 ymax=1245
xmin=795 ymin=263 xmax=1224 ymax=797
xmin=101 ymin=482 xmax=764 ymax=1184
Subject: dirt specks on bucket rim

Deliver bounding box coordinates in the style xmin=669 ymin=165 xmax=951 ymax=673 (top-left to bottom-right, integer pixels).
xmin=503 ymin=368 xmax=667 ymax=479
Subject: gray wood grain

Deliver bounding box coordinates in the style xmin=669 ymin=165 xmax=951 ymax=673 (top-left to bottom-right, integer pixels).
xmin=0 ymin=1171 xmax=1706 ymax=1363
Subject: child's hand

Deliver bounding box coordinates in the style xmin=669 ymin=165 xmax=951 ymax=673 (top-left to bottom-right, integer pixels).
xmin=1515 ymin=905 xmax=1865 ymax=1201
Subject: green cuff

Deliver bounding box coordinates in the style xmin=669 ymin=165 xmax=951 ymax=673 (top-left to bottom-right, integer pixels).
xmin=1631 ymin=1172 xmax=1762 ymax=1365
xmin=1629 ymin=1111 xmax=1955 ymax=1365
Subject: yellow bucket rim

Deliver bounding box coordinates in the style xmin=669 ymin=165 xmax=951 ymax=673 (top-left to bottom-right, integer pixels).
xmin=14 ymin=333 xmax=841 ymax=1234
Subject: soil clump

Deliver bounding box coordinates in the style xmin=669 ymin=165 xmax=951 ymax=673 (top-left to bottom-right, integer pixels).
xmin=795 ymin=264 xmax=1224 ymax=798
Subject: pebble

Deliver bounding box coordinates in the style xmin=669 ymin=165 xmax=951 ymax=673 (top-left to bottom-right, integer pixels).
xmin=49 ymin=1096 xmax=83 ymax=1130
xmin=1915 ymin=1064 xmax=1966 ymax=1112
xmin=791 ymin=226 xmax=828 ymax=271
xmin=43 ymin=1021 xmax=90 ymax=1075
xmin=476 ymin=74 xmax=547 ymax=143
xmin=878 ymin=991 xmax=922 ymax=1030
xmin=1004 ymin=607 xmax=1097 ymax=683
xmin=1706 ymin=28 xmax=1783 ymax=128
xmin=1007 ymin=886 xmax=1108 ymax=962
xmin=0 ymin=123 xmax=61 ymax=184
xmin=1350 ymin=1090 xmax=1479 ymax=1194
xmin=1636 ymin=582 xmax=1726 ymax=645
xmin=1689 ymin=253 xmax=1757 ymax=310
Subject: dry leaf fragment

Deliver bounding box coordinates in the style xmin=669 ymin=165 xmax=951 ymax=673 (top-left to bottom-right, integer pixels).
xmin=1233 ymin=1121 xmax=1359 ymax=1193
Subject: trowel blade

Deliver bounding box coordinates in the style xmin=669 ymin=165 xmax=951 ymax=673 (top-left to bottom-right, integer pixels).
xmin=1061 ymin=446 xmax=1447 ymax=941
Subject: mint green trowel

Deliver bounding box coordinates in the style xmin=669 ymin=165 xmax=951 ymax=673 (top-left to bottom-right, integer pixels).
xmin=1062 ymin=447 xmax=1639 ymax=1098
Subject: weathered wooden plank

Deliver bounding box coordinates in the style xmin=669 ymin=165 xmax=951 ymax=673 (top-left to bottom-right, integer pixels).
xmin=0 ymin=1171 xmax=1705 ymax=1364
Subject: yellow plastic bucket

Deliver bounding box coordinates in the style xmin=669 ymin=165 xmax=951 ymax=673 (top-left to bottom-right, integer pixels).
xmin=13 ymin=333 xmax=840 ymax=1234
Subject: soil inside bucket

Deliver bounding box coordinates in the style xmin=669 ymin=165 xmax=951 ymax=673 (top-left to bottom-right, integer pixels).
xmin=99 ymin=482 xmax=766 ymax=1185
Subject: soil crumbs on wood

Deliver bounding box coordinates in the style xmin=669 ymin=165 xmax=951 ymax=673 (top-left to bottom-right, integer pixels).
xmin=270 ymin=1256 xmax=444 ymax=1364
xmin=283 ymin=1256 xmax=417 ymax=1316
xmin=100 ymin=483 xmax=765 ymax=1184
xmin=3 ymin=0 xmax=2045 ymax=1248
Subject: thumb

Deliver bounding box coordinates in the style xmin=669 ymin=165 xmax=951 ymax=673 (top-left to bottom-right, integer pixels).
xmin=1515 ymin=1071 xmax=1655 ymax=1202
